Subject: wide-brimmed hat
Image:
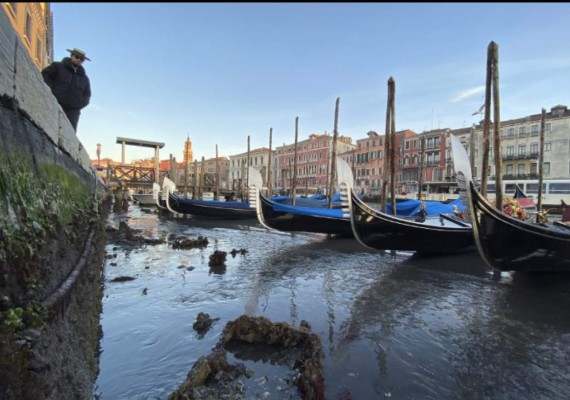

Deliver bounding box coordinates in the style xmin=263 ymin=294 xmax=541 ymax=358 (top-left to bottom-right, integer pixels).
xmin=66 ymin=48 xmax=91 ymax=61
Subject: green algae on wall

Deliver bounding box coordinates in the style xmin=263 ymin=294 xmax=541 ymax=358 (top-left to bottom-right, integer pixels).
xmin=0 ymin=149 xmax=93 ymax=265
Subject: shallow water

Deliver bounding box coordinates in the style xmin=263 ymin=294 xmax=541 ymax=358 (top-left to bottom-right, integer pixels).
xmin=95 ymin=205 xmax=570 ymax=400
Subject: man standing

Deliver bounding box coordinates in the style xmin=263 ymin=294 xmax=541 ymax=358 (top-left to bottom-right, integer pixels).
xmin=41 ymin=48 xmax=92 ymax=132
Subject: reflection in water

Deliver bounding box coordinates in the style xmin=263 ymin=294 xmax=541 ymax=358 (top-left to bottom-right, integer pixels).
xmin=334 ymin=252 xmax=570 ymax=400
xmin=96 ymin=205 xmax=570 ymax=400
xmin=209 ymin=265 xmax=226 ymax=275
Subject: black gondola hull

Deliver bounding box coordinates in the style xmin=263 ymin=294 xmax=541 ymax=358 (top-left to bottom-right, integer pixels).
xmin=258 ymin=192 xmax=353 ymax=237
xmin=349 ymin=191 xmax=474 ymax=254
xmin=168 ymin=193 xmax=256 ymax=219
xmin=469 ymin=181 xmax=570 ymax=272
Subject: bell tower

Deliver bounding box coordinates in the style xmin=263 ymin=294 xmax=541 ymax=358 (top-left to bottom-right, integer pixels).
xmin=183 ymin=135 xmax=193 ymax=164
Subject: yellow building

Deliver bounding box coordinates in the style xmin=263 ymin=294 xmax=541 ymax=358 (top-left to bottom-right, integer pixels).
xmin=2 ymin=2 xmax=53 ymax=70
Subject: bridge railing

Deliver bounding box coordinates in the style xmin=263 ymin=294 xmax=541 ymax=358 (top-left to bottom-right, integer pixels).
xmin=106 ymin=165 xmax=173 ymax=187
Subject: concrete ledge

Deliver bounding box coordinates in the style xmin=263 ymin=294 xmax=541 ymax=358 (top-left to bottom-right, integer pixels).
xmin=0 ymin=7 xmax=95 ymax=178
xmin=15 ymin=43 xmax=60 ymax=144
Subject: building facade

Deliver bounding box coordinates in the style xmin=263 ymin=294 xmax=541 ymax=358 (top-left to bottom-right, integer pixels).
xmin=274 ymin=131 xmax=355 ymax=195
xmin=91 ymin=106 xmax=570 ymax=198
xmin=2 ymin=2 xmax=52 ymax=70
xmin=348 ymin=131 xmax=385 ymax=197
xmin=228 ymin=147 xmax=272 ymax=192
xmin=469 ymin=105 xmax=570 ymax=181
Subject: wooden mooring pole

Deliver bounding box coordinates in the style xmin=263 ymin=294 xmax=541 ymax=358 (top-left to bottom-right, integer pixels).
xmin=328 ymin=98 xmax=339 ymax=209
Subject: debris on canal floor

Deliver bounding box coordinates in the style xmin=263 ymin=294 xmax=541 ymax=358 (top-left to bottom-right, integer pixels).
xmin=169 ymin=315 xmax=325 ymax=400
xmin=106 ymin=220 xmax=166 ymax=246
xmin=172 ymin=236 xmax=209 ymax=249
xmin=193 ymin=312 xmax=219 ymax=338
xmin=168 ymin=348 xmax=252 ymax=400
xmin=208 ymin=250 xmax=227 ymax=267
xmin=109 ymin=276 xmax=136 ymax=283
xmin=229 ymin=248 xmax=248 ymax=257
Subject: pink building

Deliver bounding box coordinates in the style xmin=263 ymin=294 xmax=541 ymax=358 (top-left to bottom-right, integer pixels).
xmin=275 ymin=131 xmax=355 ymax=194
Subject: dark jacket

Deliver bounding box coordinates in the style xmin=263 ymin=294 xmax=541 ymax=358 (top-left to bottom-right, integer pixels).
xmin=41 ymin=57 xmax=91 ymax=110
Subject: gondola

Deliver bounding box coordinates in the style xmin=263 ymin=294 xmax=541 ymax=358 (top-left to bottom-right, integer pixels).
xmin=347 ymin=189 xmax=475 ymax=254
xmin=153 ymin=183 xmax=167 ymax=210
xmin=450 ymin=135 xmax=570 ymax=272
xmin=131 ymin=193 xmax=156 ymax=206
xmin=161 ymin=172 xmax=261 ymax=220
xmin=166 ymin=191 xmax=256 ymax=219
xmin=252 ymin=156 xmax=357 ymax=237
xmin=467 ymin=180 xmax=570 ymax=271
xmin=253 ymin=155 xmax=470 ymax=238
xmin=254 ymin=188 xmax=354 ymax=237
xmin=513 ymin=183 xmax=538 ymax=220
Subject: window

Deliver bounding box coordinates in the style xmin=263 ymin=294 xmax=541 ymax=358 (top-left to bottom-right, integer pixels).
xmin=545 ymin=123 xmax=551 ymax=132
xmin=530 ymin=125 xmax=539 ymax=136
xmin=506 ymin=164 xmax=513 ymax=175
xmin=36 ymin=35 xmax=43 ymax=62
xmin=530 ymin=143 xmax=538 ymax=155
xmin=506 ymin=146 xmax=514 ymax=155
xmin=434 ymin=137 xmax=440 ymax=147
xmin=518 ymin=126 xmax=526 ymax=137
xmin=24 ymin=10 xmax=33 ymax=43
xmin=526 ymin=183 xmax=545 ymax=194
xmin=545 ymin=142 xmax=551 ymax=151
xmin=530 ymin=163 xmax=538 ymax=175
xmin=518 ymin=144 xmax=526 ymax=156
xmin=7 ymin=3 xmax=17 ymax=16
xmin=507 ymin=128 xmax=515 ymax=138
xmin=543 ymin=162 xmax=550 ymax=174
xmin=517 ymin=164 xmax=525 ymax=175
xmin=549 ymin=183 xmax=570 ymax=194
xmin=433 ymin=168 xmax=440 ymax=181
xmin=405 ymin=141 xmax=410 ymax=150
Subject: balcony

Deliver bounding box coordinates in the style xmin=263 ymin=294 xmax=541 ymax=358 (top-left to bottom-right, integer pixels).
xmin=401 ymin=164 xmax=419 ymax=170
xmin=502 ymin=153 xmax=539 ymax=161
xmin=501 ymin=173 xmax=539 ymax=180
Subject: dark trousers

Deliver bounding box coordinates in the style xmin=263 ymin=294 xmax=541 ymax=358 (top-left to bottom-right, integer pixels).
xmin=62 ymin=106 xmax=81 ymax=131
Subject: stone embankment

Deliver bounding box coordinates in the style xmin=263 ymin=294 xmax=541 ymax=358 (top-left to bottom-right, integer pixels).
xmin=0 ymin=7 xmax=106 ymax=400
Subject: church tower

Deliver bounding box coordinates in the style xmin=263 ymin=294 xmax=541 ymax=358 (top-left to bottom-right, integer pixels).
xmin=183 ymin=135 xmax=193 ymax=164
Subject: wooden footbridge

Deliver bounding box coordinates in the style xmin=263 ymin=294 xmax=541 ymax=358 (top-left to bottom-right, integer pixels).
xmin=105 ymin=137 xmax=166 ymax=188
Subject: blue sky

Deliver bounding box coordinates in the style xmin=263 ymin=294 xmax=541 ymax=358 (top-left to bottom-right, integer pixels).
xmin=49 ymin=3 xmax=570 ymax=163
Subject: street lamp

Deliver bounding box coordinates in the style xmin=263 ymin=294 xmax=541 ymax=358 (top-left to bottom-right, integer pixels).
xmin=96 ymin=143 xmax=101 ymax=166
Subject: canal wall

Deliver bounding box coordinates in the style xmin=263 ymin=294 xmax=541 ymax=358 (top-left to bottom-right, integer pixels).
xmin=0 ymin=8 xmax=106 ymax=400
